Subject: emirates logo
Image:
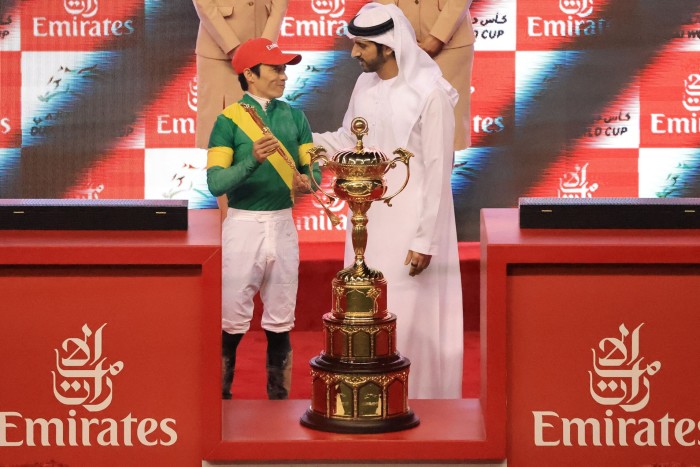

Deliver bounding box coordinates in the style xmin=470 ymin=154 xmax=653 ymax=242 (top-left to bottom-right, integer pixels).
xmin=64 ymin=0 xmax=99 ymax=18
xmin=558 ymin=0 xmax=593 ymax=18
xmin=52 ymin=323 xmax=124 ymax=412
xmin=682 ymin=73 xmax=700 ymax=112
xmin=311 ymin=0 xmax=345 ymax=18
xmin=588 ymin=323 xmax=661 ymax=413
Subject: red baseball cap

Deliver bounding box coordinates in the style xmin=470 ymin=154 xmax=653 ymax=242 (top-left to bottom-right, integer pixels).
xmin=231 ymin=38 xmax=302 ymax=74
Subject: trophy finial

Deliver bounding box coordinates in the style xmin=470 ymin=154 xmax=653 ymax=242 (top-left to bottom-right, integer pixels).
xmin=351 ymin=117 xmax=369 ymax=152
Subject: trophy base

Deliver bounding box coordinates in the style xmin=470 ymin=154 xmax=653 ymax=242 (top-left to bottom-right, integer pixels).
xmin=304 ymin=355 xmax=415 ymax=434
xmin=300 ymin=408 xmax=419 ymax=434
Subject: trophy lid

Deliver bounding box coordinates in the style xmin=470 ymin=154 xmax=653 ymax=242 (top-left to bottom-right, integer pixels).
xmin=334 ymin=117 xmax=389 ymax=165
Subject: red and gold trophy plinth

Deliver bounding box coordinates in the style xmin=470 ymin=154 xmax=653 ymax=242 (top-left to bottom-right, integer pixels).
xmin=300 ymin=118 xmax=419 ymax=433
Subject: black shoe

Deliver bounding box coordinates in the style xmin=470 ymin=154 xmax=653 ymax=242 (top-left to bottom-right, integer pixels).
xmin=222 ymin=331 xmax=243 ymax=399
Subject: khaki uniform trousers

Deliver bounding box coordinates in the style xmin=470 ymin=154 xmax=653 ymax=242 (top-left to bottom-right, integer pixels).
xmin=435 ymin=44 xmax=474 ymax=151
xmin=195 ymin=55 xmax=244 ymax=149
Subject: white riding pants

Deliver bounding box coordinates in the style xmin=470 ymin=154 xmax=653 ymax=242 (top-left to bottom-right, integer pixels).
xmin=222 ymin=208 xmax=299 ymax=333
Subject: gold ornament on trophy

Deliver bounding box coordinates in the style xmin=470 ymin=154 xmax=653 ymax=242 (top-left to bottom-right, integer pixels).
xmin=300 ymin=117 xmax=418 ymax=433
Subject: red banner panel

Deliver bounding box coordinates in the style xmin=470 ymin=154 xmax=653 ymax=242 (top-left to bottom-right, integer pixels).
xmin=640 ymin=50 xmax=700 ymax=148
xmin=526 ymin=148 xmax=639 ymax=198
xmin=517 ymin=0 xmax=613 ymax=51
xmin=21 ymin=0 xmax=143 ymax=51
xmin=471 ymin=51 xmax=515 ymax=147
xmin=278 ymin=0 xmax=367 ymax=51
xmin=63 ymin=148 xmax=145 ymax=199
xmin=145 ymin=59 xmax=197 ymax=149
xmin=0 ymin=51 xmax=21 ymax=148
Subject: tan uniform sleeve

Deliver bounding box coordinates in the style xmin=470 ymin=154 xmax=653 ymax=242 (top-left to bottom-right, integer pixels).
xmin=430 ymin=0 xmax=471 ymax=45
xmin=193 ymin=0 xmax=243 ymax=54
xmin=262 ymin=0 xmax=289 ymax=41
xmin=374 ymin=0 xmax=473 ymax=47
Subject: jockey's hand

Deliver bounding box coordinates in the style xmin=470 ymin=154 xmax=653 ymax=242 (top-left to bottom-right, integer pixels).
xmin=253 ymin=135 xmax=279 ymax=163
xmin=293 ymin=173 xmax=312 ymax=194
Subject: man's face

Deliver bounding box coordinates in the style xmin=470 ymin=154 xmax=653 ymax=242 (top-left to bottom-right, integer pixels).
xmin=248 ymin=64 xmax=287 ymax=100
xmin=351 ymin=39 xmax=389 ymax=73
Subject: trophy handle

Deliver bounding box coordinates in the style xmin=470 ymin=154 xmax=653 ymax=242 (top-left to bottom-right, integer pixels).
xmin=307 ymin=146 xmax=337 ymax=202
xmin=379 ymin=148 xmax=413 ymax=207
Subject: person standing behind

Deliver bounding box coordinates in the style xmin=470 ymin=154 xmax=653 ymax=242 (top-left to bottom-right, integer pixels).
xmin=193 ymin=0 xmax=288 ymax=218
xmin=314 ymin=3 xmax=464 ymax=399
xmin=206 ymin=38 xmax=321 ymax=400
xmin=375 ymin=0 xmax=474 ymax=151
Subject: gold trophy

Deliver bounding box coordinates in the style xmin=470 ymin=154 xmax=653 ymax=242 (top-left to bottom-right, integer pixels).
xmin=300 ymin=117 xmax=418 ymax=433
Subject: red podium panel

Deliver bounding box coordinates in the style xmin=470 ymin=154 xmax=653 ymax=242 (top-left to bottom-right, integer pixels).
xmin=0 ymin=209 xmax=221 ymax=466
xmin=482 ymin=208 xmax=700 ymax=467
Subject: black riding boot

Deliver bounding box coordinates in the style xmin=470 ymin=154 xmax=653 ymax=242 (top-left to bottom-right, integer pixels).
xmin=222 ymin=331 xmax=243 ymax=400
xmin=265 ymin=330 xmax=292 ymax=400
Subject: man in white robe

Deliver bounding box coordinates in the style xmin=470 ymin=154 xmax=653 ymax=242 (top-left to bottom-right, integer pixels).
xmin=313 ymin=3 xmax=463 ymax=399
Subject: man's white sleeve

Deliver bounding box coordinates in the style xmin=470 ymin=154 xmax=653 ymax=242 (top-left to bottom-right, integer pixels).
xmin=409 ymin=89 xmax=456 ymax=255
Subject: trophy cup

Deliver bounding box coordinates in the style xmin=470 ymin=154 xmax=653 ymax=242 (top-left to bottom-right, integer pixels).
xmin=299 ymin=117 xmax=419 ymax=433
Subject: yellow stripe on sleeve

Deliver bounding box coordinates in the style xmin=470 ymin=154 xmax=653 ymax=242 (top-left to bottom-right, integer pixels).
xmin=298 ymin=142 xmax=314 ymax=166
xmin=207 ymin=147 xmax=234 ymax=168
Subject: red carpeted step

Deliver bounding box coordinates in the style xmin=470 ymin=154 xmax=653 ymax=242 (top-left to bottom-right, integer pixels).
xmin=230 ymin=331 xmax=480 ymax=400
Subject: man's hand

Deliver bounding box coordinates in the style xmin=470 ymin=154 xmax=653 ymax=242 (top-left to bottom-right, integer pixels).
xmin=419 ymin=35 xmax=445 ymax=58
xmin=293 ymin=173 xmax=312 ymax=194
xmin=404 ymin=250 xmax=432 ymax=277
xmin=253 ymin=135 xmax=279 ymax=163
